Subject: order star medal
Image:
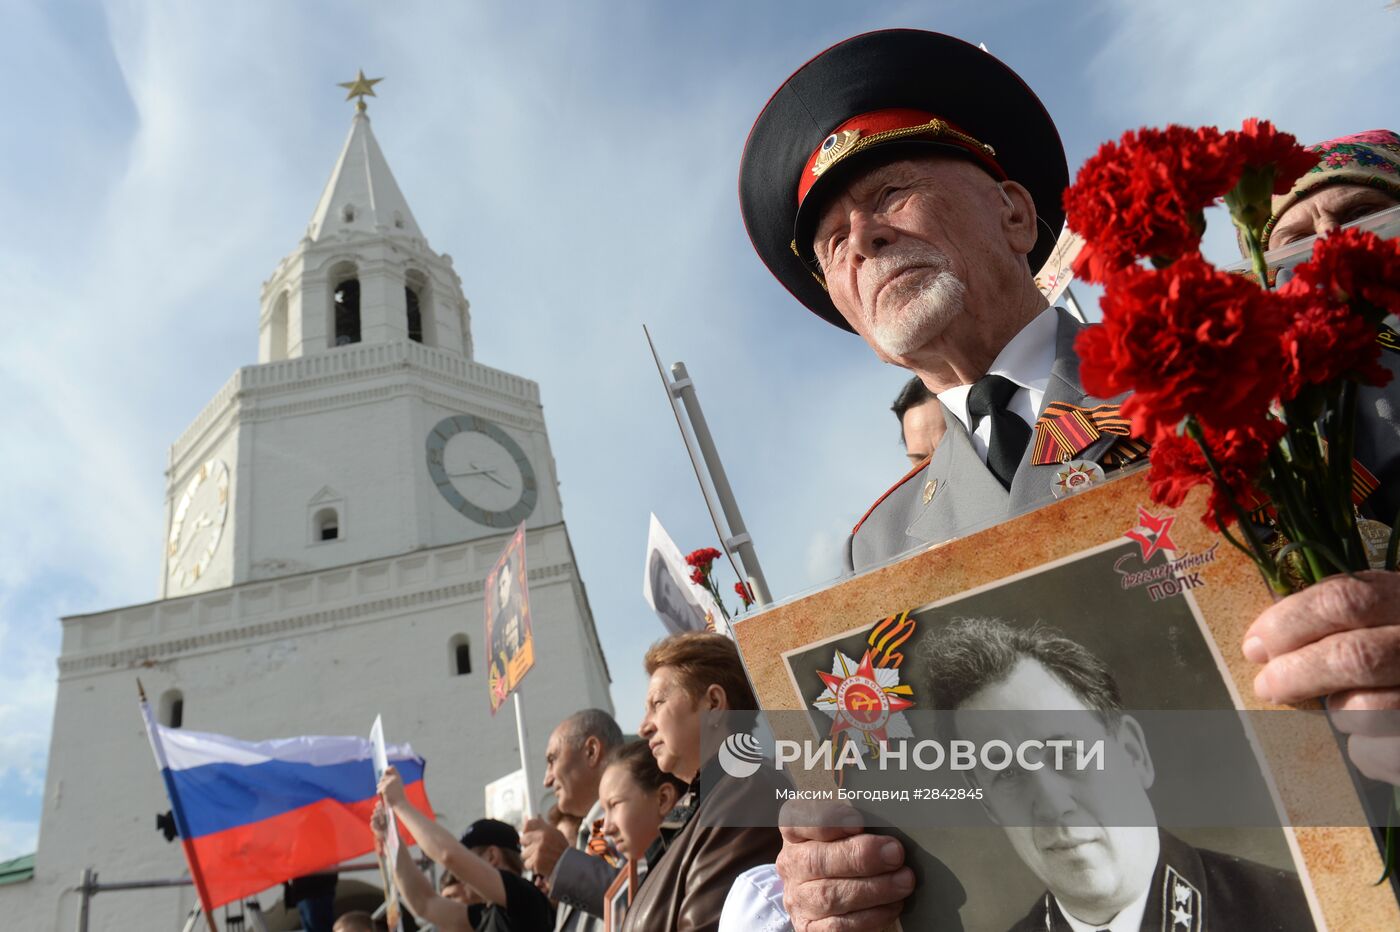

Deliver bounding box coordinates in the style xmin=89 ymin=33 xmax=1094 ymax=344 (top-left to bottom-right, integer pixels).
xmin=1051 ymin=460 xmax=1105 ymax=499
xmin=1357 ymin=518 xmax=1394 ymax=570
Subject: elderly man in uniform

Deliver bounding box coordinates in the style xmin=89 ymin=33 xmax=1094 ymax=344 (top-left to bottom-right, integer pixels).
xmin=727 ymin=29 xmax=1400 ymax=930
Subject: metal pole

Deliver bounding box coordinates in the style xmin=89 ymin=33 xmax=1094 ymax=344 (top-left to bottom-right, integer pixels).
xmin=669 ymin=362 xmax=772 ymax=606
xmin=512 ymin=691 xmax=536 ymax=818
xmin=76 ymin=868 xmax=94 ymax=932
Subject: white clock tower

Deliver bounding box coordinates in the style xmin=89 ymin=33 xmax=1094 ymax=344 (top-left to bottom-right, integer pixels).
xmin=6 ymin=79 xmax=613 ymax=930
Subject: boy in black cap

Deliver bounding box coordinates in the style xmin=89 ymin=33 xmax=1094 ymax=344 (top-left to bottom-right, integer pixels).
xmin=375 ymin=766 xmax=554 ymax=931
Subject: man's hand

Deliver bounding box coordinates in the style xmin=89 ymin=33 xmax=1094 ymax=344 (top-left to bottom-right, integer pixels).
xmin=776 ymin=801 xmax=912 ymax=932
xmin=377 ymin=765 xmax=409 ymax=808
xmin=370 ymin=801 xmax=389 ymax=855
xmin=1245 ymin=570 xmax=1400 ymax=783
xmin=520 ymin=816 xmax=570 ymax=881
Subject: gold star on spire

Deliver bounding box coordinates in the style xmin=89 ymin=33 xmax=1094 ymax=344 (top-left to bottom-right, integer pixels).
xmin=338 ymin=70 xmax=384 ymax=112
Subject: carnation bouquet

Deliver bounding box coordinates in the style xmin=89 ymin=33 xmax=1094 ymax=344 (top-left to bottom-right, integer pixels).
xmin=684 ymin=546 xmax=754 ymax=625
xmin=1064 ymin=119 xmax=1400 ymax=875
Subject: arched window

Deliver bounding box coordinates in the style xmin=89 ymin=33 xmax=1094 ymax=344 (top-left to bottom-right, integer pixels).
xmin=449 ymin=635 xmax=471 ymax=676
xmin=315 ymin=508 xmax=340 ymax=541
xmin=160 ymin=689 xmax=184 ymax=729
xmin=406 ymin=286 xmax=423 ymax=343
xmin=268 ymin=292 xmax=289 ymax=361
xmin=341 ymin=203 xmax=356 ymax=223
xmin=333 ymin=278 xmax=361 ymax=346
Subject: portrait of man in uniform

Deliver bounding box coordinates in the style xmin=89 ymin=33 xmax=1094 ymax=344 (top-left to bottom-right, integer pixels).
xmin=485 ymin=528 xmax=534 ymax=713
xmin=776 ymin=536 xmax=1322 ymax=930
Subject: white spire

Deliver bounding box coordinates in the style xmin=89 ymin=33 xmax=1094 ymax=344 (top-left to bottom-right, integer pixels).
xmin=306 ymin=111 xmax=424 ymax=242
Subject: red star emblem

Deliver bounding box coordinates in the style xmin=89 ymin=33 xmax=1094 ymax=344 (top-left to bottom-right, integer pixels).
xmin=1125 ymin=506 xmax=1178 ymax=562
xmin=816 ymin=650 xmax=915 ymax=744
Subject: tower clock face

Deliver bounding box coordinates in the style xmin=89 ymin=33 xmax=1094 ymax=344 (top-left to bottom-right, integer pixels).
xmin=426 ymin=415 xmax=539 ymax=527
xmin=168 ymin=458 xmax=230 ymax=589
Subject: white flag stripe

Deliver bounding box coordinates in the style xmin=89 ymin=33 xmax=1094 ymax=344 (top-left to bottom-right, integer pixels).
xmin=157 ymin=726 xmax=418 ymax=772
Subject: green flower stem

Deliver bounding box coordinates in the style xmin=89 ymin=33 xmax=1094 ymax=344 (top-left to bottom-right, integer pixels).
xmin=1185 ymin=417 xmax=1285 ymax=592
xmin=1235 ymin=219 xmax=1273 ymax=291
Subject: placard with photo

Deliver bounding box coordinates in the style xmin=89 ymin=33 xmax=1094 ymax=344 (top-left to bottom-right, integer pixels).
xmin=731 ymin=469 xmax=1397 ymax=931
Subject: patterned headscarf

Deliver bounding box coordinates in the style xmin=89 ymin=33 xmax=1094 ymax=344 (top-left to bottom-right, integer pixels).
xmin=1262 ymin=129 xmax=1400 ymax=249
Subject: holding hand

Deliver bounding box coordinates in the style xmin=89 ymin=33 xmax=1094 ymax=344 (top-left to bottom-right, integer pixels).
xmin=1245 ymin=570 xmax=1400 ymax=783
xmin=520 ymin=815 xmax=570 ymax=880
xmin=377 ymin=765 xmax=409 ymax=808
xmin=775 ymin=801 xmax=911 ymax=932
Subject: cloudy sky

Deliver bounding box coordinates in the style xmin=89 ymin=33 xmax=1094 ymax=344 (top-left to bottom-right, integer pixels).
xmin=3 ymin=0 xmax=1399 ymax=859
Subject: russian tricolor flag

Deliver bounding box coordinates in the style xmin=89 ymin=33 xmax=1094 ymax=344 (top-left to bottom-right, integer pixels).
xmin=141 ymin=703 xmax=432 ymax=911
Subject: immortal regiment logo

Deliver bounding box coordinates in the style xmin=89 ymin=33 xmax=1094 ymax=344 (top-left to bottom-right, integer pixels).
xmin=812 ymin=613 xmax=917 ymax=763
xmin=1116 ymin=505 xmax=1219 ymax=602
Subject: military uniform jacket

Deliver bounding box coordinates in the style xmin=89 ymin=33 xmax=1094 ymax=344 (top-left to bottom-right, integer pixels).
xmin=1007 ymin=831 xmax=1314 ymax=932
xmin=847 ymin=310 xmax=1400 ymax=574
xmin=848 ymin=309 xmax=1129 ymax=573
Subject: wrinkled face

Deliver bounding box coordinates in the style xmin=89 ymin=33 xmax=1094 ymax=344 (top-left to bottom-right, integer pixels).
xmin=639 ymin=666 xmax=705 ymax=781
xmin=599 ymin=764 xmax=672 ymax=860
xmin=1270 ymin=183 xmax=1400 ymax=247
xmin=901 ymin=396 xmax=947 ymax=465
xmin=544 ymin=725 xmax=596 ymax=818
xmin=812 ymin=156 xmax=1018 ymax=363
xmin=954 ymin=660 xmax=1158 ymax=925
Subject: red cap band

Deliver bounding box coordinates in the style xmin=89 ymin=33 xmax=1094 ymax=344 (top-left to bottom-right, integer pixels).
xmin=796 ymin=108 xmax=1003 ymax=206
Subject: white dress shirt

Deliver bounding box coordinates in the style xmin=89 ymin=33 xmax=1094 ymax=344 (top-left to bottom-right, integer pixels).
xmin=938 ymin=305 xmax=1058 ymax=463
xmin=1054 ymin=884 xmax=1151 ymax=932
xmin=719 ymin=864 xmax=790 ymax=932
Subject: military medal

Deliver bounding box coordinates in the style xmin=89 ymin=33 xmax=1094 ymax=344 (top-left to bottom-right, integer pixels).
xmin=1051 ymin=460 xmax=1104 ymax=498
xmin=1357 ymin=518 xmax=1394 ymax=571
xmin=921 ymin=478 xmax=938 ymax=504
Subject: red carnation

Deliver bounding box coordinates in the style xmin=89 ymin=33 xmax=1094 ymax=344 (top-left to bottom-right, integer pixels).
xmin=1228 ymin=119 xmax=1317 ymax=194
xmin=684 ymin=547 xmax=722 ymax=569
xmin=1148 ymin=420 xmax=1282 ymax=531
xmin=1064 ymin=125 xmax=1239 ymax=281
xmin=1077 ymin=255 xmax=1288 ymax=442
xmin=689 ymin=567 xmax=705 ymax=586
xmin=1287 ymin=227 xmax=1400 ymax=323
xmin=1274 ymin=284 xmax=1391 ymax=400
xmin=734 ymin=581 xmax=754 ymax=607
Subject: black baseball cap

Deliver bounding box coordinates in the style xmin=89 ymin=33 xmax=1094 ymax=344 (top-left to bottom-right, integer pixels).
xmin=459 ymin=818 xmax=521 ymax=852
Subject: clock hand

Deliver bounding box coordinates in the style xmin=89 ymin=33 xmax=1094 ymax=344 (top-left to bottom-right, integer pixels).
xmin=483 ymin=470 xmax=512 ymax=490
xmin=174 ymin=514 xmax=214 ymax=562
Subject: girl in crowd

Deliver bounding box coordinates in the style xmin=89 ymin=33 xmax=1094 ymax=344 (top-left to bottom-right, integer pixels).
xmin=598 ymin=740 xmax=687 ymax=875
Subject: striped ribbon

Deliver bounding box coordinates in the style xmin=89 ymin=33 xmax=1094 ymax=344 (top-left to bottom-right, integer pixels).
xmin=1032 ymin=402 xmax=1148 ymax=468
xmin=587 ymin=818 xmax=622 ymax=867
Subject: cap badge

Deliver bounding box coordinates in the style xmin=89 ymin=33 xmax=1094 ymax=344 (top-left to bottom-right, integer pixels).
xmin=812 ymin=129 xmax=862 ymax=178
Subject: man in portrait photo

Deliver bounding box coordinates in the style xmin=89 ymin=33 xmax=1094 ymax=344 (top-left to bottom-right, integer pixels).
xmin=923 ymin=617 xmax=1313 ymax=932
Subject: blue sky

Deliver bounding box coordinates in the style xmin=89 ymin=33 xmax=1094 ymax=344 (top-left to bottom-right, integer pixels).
xmin=3 ymin=0 xmax=1399 ymax=859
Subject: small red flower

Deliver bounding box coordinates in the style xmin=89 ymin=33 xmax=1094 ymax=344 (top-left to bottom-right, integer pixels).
xmin=1287 ymin=227 xmax=1400 ymax=322
xmin=1077 ymin=255 xmax=1288 ymax=442
xmin=1275 ymin=284 xmax=1391 ymax=400
xmin=734 ymin=581 xmax=754 ymax=606
xmin=684 ymin=547 xmax=722 ymax=569
xmin=1228 ymin=119 xmax=1317 ymax=194
xmin=1064 ymin=125 xmax=1238 ymax=281
xmin=689 ymin=567 xmax=705 ymax=586
xmin=1147 ymin=420 xmax=1282 ymax=531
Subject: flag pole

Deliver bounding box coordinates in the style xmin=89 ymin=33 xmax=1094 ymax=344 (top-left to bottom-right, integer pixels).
xmin=512 ymin=691 xmax=536 ymax=819
xmin=137 ymin=680 xmax=219 ymax=932
xmin=643 ymin=326 xmax=772 ymax=606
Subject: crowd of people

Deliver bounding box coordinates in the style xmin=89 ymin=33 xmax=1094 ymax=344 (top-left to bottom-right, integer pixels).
xmin=315 ymin=631 xmax=779 ymax=932
xmin=305 ymin=24 xmax=1400 ymax=932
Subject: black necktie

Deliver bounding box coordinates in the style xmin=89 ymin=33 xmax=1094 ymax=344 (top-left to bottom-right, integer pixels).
xmin=967 ymin=374 xmax=1030 ymax=491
